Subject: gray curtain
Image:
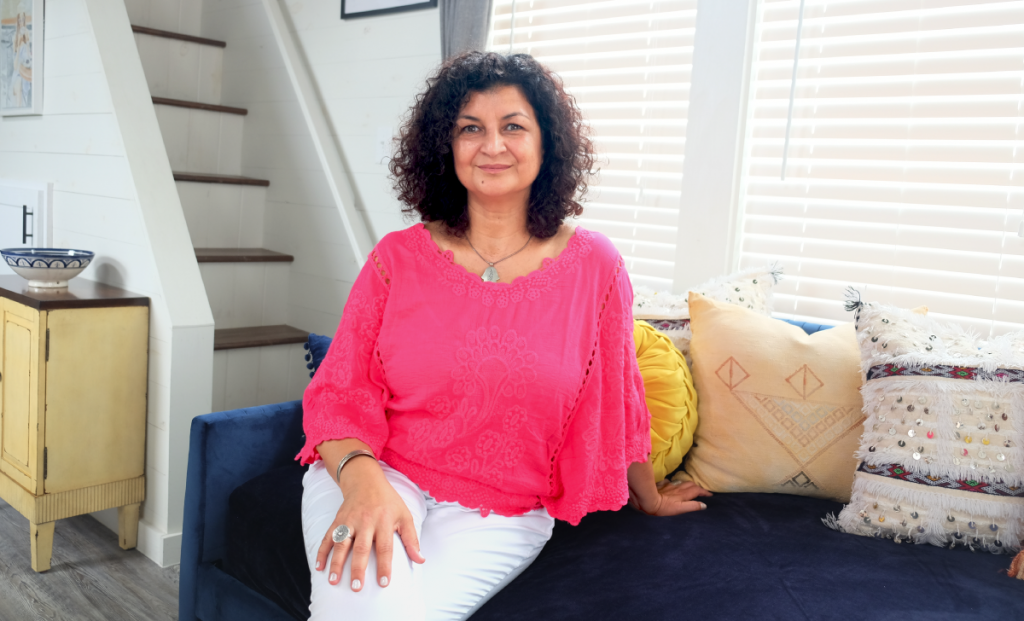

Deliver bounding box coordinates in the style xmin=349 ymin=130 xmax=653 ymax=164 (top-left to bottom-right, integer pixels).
xmin=440 ymin=0 xmax=496 ymax=60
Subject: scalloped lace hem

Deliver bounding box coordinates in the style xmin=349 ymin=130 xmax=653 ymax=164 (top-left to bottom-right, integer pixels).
xmin=381 ymin=449 xmax=543 ymax=518
xmin=543 ymin=494 xmax=630 ymax=527
xmin=295 ymin=430 xmax=388 ymax=467
xmin=296 ymin=444 xmax=321 ymax=467
xmin=383 ymin=449 xmax=632 ymax=525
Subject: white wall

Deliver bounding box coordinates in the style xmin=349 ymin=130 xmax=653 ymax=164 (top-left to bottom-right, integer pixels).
xmin=0 ymin=0 xmax=214 ymax=567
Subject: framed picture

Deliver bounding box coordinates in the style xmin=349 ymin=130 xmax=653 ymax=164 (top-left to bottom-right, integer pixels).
xmin=1 ymin=0 xmax=43 ymax=116
xmin=342 ymin=0 xmax=437 ymax=20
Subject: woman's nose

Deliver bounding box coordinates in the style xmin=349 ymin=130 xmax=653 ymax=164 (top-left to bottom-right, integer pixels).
xmin=481 ymin=130 xmax=507 ymax=155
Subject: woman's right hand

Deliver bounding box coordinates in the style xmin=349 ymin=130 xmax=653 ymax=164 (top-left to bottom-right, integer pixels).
xmin=314 ymin=447 xmax=426 ymax=591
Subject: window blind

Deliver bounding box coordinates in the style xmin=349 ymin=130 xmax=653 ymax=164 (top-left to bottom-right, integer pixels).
xmin=738 ymin=0 xmax=1024 ymax=337
xmin=489 ymin=0 xmax=698 ymax=289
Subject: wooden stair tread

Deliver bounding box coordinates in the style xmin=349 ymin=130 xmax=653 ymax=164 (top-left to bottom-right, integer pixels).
xmin=152 ymin=97 xmax=247 ymax=116
xmin=196 ymin=248 xmax=294 ymax=263
xmin=214 ymin=325 xmax=309 ymax=351
xmin=131 ymin=25 xmax=226 ymax=48
xmin=173 ymin=172 xmax=270 ymax=187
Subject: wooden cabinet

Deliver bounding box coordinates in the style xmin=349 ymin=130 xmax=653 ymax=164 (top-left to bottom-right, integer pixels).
xmin=0 ymin=276 xmax=149 ymax=572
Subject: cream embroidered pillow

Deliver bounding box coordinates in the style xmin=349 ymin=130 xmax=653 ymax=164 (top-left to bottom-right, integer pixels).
xmin=633 ymin=264 xmax=781 ymax=360
xmin=829 ymin=298 xmax=1024 ymax=554
xmin=675 ymin=292 xmax=865 ymax=502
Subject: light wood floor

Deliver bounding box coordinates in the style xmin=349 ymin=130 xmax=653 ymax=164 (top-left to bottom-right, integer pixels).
xmin=0 ymin=497 xmax=179 ymax=621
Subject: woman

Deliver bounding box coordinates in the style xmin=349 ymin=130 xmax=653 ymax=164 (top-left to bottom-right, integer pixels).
xmin=298 ymin=51 xmax=710 ymax=620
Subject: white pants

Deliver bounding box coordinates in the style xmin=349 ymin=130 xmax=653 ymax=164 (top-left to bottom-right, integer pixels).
xmin=302 ymin=460 xmax=555 ymax=621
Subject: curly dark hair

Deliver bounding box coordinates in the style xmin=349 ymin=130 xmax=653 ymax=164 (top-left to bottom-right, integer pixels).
xmin=389 ymin=51 xmax=595 ymax=240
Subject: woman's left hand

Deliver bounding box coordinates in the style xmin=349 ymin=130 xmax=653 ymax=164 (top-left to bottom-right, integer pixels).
xmin=628 ymin=479 xmax=712 ymax=517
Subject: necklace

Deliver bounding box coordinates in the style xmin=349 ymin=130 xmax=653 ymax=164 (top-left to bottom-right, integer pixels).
xmin=465 ymin=232 xmax=534 ymax=283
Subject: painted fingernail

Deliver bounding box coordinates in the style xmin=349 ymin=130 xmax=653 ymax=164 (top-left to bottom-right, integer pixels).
xmin=352 ymin=579 xmax=362 ymax=590
xmin=671 ymin=480 xmax=682 ymax=485
xmin=700 ymin=502 xmax=707 ymax=510
xmin=329 ymin=573 xmax=337 ymax=583
xmin=380 ymin=576 xmax=389 ymax=587
xmin=315 ymin=561 xmax=322 ymax=570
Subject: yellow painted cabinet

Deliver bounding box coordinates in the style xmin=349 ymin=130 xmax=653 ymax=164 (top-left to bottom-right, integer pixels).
xmin=0 ymin=277 xmax=149 ymax=572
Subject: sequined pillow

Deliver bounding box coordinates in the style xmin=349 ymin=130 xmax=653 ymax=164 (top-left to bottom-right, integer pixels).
xmin=633 ymin=264 xmax=782 ymax=360
xmin=828 ymin=296 xmax=1024 ymax=554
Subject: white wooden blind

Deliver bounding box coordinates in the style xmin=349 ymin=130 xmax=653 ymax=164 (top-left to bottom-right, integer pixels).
xmin=489 ymin=0 xmax=698 ymax=289
xmin=738 ymin=0 xmax=1024 ymax=336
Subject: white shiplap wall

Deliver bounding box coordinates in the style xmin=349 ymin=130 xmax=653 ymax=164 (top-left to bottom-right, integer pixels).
xmin=0 ymin=0 xmax=214 ymax=567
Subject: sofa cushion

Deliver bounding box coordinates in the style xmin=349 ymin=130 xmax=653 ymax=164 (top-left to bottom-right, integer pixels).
xmin=225 ymin=461 xmax=309 ymax=620
xmin=303 ymin=333 xmax=333 ymax=378
xmin=634 ymin=319 xmax=698 ymax=481
xmin=834 ymin=298 xmax=1024 ymax=554
xmin=680 ymin=292 xmax=865 ymax=502
xmin=225 ymin=461 xmax=1022 ymax=621
xmin=476 ymin=492 xmax=1022 ymax=621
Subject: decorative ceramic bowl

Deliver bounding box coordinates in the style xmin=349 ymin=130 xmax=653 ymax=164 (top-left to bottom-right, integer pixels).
xmin=1 ymin=248 xmax=95 ymax=288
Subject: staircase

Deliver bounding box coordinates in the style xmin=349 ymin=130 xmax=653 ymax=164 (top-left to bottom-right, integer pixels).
xmin=128 ymin=14 xmax=312 ymax=412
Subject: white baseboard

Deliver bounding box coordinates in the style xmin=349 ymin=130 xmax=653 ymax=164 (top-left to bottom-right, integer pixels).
xmin=138 ymin=520 xmax=182 ymax=567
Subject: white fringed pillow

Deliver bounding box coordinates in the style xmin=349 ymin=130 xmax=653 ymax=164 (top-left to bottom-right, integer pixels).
xmin=829 ymin=294 xmax=1024 ymax=554
xmin=633 ymin=264 xmax=782 ymax=359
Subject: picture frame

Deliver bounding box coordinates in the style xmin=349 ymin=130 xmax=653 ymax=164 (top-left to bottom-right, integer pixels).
xmin=1 ymin=0 xmax=43 ymax=116
xmin=342 ymin=0 xmax=437 ymax=20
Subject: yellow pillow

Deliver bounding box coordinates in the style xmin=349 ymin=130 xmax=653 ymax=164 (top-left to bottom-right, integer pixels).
xmin=677 ymin=293 xmax=864 ymax=502
xmin=634 ymin=319 xmax=698 ymax=482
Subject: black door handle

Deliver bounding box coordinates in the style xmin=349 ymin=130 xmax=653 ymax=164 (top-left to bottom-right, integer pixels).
xmin=22 ymin=204 xmax=33 ymax=245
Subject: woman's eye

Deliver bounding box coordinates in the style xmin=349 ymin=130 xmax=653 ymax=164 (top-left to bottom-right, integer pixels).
xmin=506 ymin=123 xmax=523 ymax=131
xmin=460 ymin=125 xmax=479 ymax=134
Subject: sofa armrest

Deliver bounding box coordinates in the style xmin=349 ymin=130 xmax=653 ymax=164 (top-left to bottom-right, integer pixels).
xmin=179 ymin=400 xmax=305 ymax=621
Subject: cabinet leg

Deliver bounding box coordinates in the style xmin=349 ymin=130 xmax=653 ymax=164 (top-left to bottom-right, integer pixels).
xmin=30 ymin=521 xmax=55 ymax=572
xmin=118 ymin=503 xmax=140 ymax=550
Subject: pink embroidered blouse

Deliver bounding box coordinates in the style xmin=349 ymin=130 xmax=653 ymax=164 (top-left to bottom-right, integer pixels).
xmin=297 ymin=224 xmax=650 ymax=525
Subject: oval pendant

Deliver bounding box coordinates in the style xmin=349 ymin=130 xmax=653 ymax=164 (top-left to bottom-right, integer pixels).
xmin=482 ymin=266 xmax=500 ymax=283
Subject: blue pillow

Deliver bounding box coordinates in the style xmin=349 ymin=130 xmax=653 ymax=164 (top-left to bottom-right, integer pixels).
xmin=302 ymin=333 xmax=333 ymax=378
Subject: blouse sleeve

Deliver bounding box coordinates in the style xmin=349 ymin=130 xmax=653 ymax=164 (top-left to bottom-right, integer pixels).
xmin=542 ymin=258 xmax=651 ymax=525
xmin=296 ymin=249 xmax=392 ymax=465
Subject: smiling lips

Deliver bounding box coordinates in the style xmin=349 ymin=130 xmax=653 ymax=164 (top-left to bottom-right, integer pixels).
xmin=478 ymin=165 xmax=511 ymax=173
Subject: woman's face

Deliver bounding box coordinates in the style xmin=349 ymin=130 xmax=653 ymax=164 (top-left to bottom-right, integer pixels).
xmin=452 ymin=85 xmax=544 ymax=204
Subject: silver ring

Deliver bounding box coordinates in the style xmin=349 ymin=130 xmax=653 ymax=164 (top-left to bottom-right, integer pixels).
xmin=332 ymin=524 xmax=352 ymax=544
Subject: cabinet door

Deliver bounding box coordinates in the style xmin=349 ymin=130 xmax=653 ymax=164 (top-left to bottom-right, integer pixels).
xmin=44 ymin=306 xmax=148 ymax=494
xmin=0 ymin=299 xmax=42 ymax=493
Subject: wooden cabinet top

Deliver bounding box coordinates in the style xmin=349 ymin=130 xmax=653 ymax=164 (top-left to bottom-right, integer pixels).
xmin=0 ymin=276 xmax=150 ymax=310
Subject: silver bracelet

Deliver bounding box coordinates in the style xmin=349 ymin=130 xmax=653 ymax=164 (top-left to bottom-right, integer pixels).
xmin=335 ymin=449 xmax=377 ymax=483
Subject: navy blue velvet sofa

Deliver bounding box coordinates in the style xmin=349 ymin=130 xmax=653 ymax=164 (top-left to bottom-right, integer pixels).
xmin=178 ymin=321 xmax=1023 ymax=621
